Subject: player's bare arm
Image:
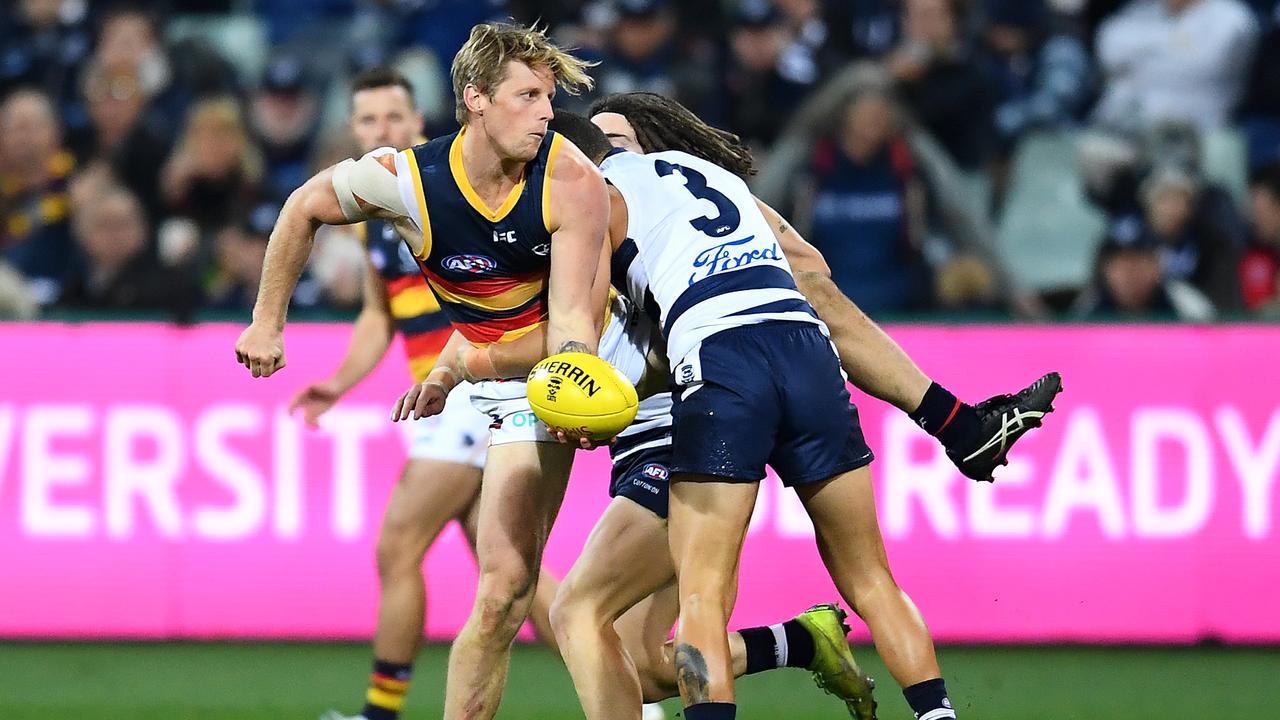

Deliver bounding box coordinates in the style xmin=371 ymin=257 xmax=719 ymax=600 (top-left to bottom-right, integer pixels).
xmin=235 ymin=166 xmax=349 ymax=377
xmin=756 ymin=197 xmax=932 ymax=410
xmin=236 ymin=150 xmax=412 ymax=379
xmin=546 ymin=142 xmax=611 ymax=356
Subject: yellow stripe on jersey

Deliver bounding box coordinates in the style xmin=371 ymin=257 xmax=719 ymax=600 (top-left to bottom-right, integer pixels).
xmin=404 ymin=147 xmax=433 ymax=260
xmin=601 ymin=287 xmax=617 ymax=333
xmin=407 ymin=354 xmax=438 ymax=383
xmin=426 ymin=276 xmax=547 ymax=312
xmin=388 ymin=284 xmax=440 ymax=319
xmin=491 ymin=321 xmax=545 ymax=346
xmin=450 ymin=127 xmax=525 ymax=222
xmin=542 ymin=132 xmax=564 ymax=233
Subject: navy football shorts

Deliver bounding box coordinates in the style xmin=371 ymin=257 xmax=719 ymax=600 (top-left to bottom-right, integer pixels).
xmin=609 ymin=441 xmax=672 ymax=519
xmin=669 ymin=321 xmax=874 ymax=486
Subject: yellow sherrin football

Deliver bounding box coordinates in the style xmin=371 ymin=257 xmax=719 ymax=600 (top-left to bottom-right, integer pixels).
xmin=527 ymin=352 xmax=639 ymax=440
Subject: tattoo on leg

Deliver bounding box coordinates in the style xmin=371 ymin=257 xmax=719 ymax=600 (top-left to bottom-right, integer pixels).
xmin=674 ymin=642 xmax=712 ymax=704
xmin=557 ymin=340 xmax=591 ymax=355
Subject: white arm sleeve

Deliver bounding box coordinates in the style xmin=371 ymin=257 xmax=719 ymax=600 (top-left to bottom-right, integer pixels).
xmin=331 ymin=147 xmax=411 ymax=222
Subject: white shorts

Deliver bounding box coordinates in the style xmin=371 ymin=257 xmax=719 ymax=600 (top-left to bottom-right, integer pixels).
xmin=404 ymin=381 xmax=491 ymax=468
xmin=470 ymin=294 xmax=654 ymax=446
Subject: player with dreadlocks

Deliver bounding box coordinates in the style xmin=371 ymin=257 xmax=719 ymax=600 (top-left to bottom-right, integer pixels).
xmin=565 ymin=95 xmax=1059 ymax=720
xmin=588 ymin=91 xmax=1057 ymax=494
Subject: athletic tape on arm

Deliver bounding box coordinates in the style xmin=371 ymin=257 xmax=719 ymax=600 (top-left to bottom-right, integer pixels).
xmin=331 ymin=147 xmax=409 ymax=222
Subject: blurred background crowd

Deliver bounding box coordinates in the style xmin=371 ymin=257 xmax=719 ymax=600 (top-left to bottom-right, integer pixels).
xmin=2 ymin=0 xmax=1280 ymax=323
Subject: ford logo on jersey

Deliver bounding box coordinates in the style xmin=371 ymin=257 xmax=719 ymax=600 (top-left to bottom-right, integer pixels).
xmin=688 ymin=235 xmax=781 ymax=285
xmin=442 ymin=254 xmax=497 ymax=273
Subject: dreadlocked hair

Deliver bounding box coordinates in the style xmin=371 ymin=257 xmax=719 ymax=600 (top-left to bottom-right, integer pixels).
xmin=589 ymin=92 xmax=756 ymax=176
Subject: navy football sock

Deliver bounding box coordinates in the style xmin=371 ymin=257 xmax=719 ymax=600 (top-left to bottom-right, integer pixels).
xmin=908 ymin=382 xmax=979 ymax=451
xmin=683 ymin=702 xmax=737 ymax=720
xmin=903 ymin=677 xmax=956 ymax=719
xmin=737 ymin=619 xmax=815 ymax=674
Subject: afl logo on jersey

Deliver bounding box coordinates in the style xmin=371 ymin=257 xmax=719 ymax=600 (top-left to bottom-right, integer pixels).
xmin=442 ymin=254 xmax=497 ymax=273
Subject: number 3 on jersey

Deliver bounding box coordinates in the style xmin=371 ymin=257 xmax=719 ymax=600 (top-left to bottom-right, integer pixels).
xmin=654 ymin=159 xmax=741 ymax=238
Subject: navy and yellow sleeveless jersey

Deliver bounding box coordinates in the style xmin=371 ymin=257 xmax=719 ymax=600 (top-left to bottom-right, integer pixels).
xmin=360 ymin=217 xmax=451 ymax=382
xmin=400 ymin=127 xmax=565 ymax=345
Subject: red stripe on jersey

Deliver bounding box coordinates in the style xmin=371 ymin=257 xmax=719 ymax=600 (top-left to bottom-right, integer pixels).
xmin=453 ymin=303 xmax=547 ymax=344
xmin=386 ymin=274 xmax=425 ymax=297
xmin=403 ymin=327 xmax=452 ymax=359
xmin=428 ymin=269 xmax=546 ymax=299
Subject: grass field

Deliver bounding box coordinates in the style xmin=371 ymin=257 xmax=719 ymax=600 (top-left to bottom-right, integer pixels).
xmin=1 ymin=642 xmax=1276 ymax=719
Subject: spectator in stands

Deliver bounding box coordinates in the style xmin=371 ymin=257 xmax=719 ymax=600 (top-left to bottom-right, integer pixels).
xmin=0 ymin=0 xmax=93 ymax=103
xmin=392 ymin=0 xmax=511 ymax=66
xmin=981 ymin=0 xmax=1091 ymax=149
xmin=1092 ymin=0 xmax=1258 ymax=133
xmin=583 ymin=0 xmax=719 ymax=120
xmin=92 ymin=3 xmax=186 ymax=136
xmin=1239 ymin=1 xmax=1280 ymax=169
xmin=722 ymin=0 xmax=818 ymax=150
xmin=886 ymin=0 xmax=998 ymax=170
xmin=250 ymin=54 xmax=322 ymax=200
xmin=0 ymin=88 xmax=76 ymax=306
xmin=769 ymin=0 xmax=836 ymax=73
xmin=1081 ymin=121 xmax=1250 ymax=260
xmin=160 ymin=97 xmax=264 ymax=263
xmin=1240 ymin=163 xmax=1280 ymax=313
xmin=1074 ymin=220 xmax=1216 ymax=320
xmin=1139 ymin=165 xmax=1245 ymax=309
xmin=69 ymin=61 xmax=170 ymax=218
xmin=204 ymin=206 xmax=272 ymax=312
xmin=824 ymin=0 xmax=902 ymax=59
xmin=59 ymin=184 xmax=200 ymax=318
xmin=796 ymin=83 xmax=934 ymax=313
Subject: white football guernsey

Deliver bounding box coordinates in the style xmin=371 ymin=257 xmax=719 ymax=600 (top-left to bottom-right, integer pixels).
xmin=600 ymin=149 xmax=825 ymax=369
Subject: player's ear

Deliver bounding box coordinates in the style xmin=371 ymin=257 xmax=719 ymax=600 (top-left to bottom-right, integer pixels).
xmin=463 ymin=84 xmax=488 ymax=117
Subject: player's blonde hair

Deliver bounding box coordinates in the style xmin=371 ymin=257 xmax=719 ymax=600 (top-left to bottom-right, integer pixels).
xmin=451 ymin=22 xmax=595 ymax=125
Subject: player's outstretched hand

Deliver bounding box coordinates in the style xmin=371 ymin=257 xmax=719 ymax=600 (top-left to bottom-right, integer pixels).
xmin=289 ymin=380 xmax=342 ymax=428
xmin=235 ymin=323 xmax=285 ymax=378
xmin=392 ymin=380 xmax=448 ymax=422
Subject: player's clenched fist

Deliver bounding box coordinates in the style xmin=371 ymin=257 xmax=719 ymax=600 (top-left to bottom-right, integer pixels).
xmin=391 ymin=380 xmax=448 ymax=422
xmin=235 ymin=323 xmax=286 ymax=378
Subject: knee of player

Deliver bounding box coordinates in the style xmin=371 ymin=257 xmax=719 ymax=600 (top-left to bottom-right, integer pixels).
xmin=473 ymin=567 xmax=539 ymax=628
xmin=547 ymin=582 xmax=607 ymax=637
xmin=373 ymin=527 xmax=426 ymax=579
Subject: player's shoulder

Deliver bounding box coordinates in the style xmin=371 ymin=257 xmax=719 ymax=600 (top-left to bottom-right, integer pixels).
xmin=547 ymin=131 xmax=604 ymax=188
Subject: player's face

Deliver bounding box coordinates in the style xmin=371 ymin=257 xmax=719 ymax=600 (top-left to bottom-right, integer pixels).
xmin=474 ymin=61 xmax=556 ymax=162
xmin=591 ymin=112 xmax=644 ymax=153
xmin=350 ymin=86 xmax=422 ymax=154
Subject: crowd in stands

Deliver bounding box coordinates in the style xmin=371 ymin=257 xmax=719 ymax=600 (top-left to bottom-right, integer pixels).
xmin=2 ymin=0 xmax=1279 ymax=322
